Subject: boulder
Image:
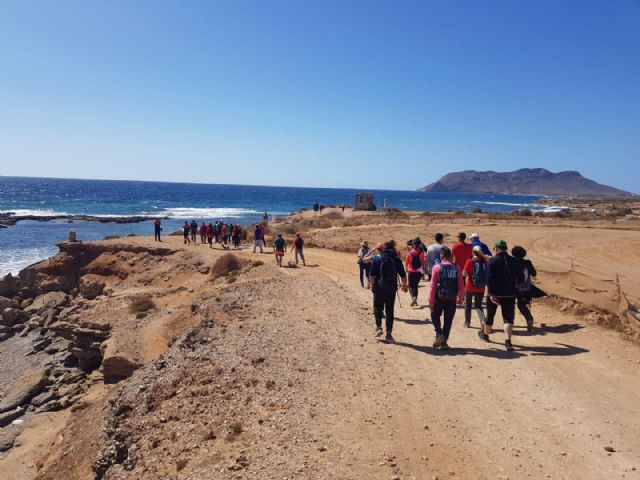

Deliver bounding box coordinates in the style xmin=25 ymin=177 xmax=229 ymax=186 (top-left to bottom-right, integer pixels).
xmin=23 ymin=291 xmax=68 ymax=315
xmin=0 ymin=406 xmax=25 ymax=428
xmin=0 ymin=369 xmax=48 ymax=414
xmin=1 ymin=307 xmax=27 ymax=327
xmin=79 ymin=277 xmax=106 ymax=300
xmin=0 ymin=274 xmax=17 ymax=296
xmin=0 ymin=295 xmax=12 ymax=311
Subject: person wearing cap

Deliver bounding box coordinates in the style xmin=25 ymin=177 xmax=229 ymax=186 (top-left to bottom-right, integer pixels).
xmin=293 ymin=233 xmax=306 ymax=266
xmin=462 ymin=246 xmax=488 ymax=328
xmin=483 ymin=240 xmax=518 ymax=350
xmin=357 ymin=241 xmax=372 ymax=288
xmin=470 ymin=233 xmax=492 ymax=256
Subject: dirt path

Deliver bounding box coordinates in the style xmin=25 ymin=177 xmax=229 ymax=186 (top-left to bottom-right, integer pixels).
xmin=18 ymin=235 xmax=640 ymax=479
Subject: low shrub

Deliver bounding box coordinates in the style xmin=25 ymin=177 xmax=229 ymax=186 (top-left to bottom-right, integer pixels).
xmin=129 ymin=295 xmax=156 ymax=314
xmin=211 ymin=253 xmax=242 ymax=279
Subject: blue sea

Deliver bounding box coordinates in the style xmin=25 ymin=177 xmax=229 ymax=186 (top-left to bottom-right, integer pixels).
xmin=0 ymin=176 xmax=552 ymax=276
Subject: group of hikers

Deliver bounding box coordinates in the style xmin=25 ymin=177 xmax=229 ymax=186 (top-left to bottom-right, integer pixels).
xmin=152 ymin=219 xmax=243 ymax=249
xmin=357 ymin=232 xmax=540 ymax=351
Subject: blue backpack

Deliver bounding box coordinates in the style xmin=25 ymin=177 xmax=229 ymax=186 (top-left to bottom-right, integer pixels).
xmin=471 ymin=259 xmax=488 ymax=289
xmin=437 ymin=264 xmax=459 ymax=300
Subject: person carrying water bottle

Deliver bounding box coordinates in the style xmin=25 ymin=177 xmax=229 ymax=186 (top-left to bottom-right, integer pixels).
xmin=429 ymin=246 xmax=464 ymax=350
xmin=462 ymin=246 xmax=488 ymax=328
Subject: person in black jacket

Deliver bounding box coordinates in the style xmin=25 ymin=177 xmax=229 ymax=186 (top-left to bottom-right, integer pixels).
xmin=481 ymin=240 xmax=518 ymax=351
xmin=511 ymin=245 xmax=537 ymax=332
xmin=369 ymin=242 xmax=408 ymax=343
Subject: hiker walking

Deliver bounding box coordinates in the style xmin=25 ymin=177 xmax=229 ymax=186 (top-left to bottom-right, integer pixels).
xmin=232 ymin=224 xmax=241 ymax=249
xmin=481 ymin=240 xmax=518 ymax=351
xmin=153 ymin=219 xmax=162 ymax=242
xmin=370 ymin=242 xmax=408 ymax=342
xmin=426 ymin=233 xmax=445 ymax=280
xmin=405 ymin=240 xmax=426 ymax=306
xmin=470 ymin=233 xmax=492 ymax=256
xmin=199 ymin=222 xmax=207 ymax=243
xmin=429 ymin=246 xmax=464 ymax=349
xmin=206 ymin=223 xmax=214 ymax=247
xmin=357 ymin=241 xmax=371 ymax=288
xmin=452 ymin=232 xmax=473 ymax=275
xmin=274 ymin=234 xmax=286 ymax=267
xmin=462 ymin=246 xmax=488 ymax=328
xmin=253 ymin=225 xmax=264 ymax=253
xmin=512 ymin=246 xmax=537 ymax=332
xmin=190 ymin=220 xmax=198 ymax=243
xmin=293 ymin=233 xmax=306 ymax=266
xmin=182 ymin=222 xmax=191 ymax=244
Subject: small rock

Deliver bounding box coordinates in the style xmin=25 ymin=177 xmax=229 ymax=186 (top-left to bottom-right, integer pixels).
xmin=604 ymin=446 xmax=616 ymax=453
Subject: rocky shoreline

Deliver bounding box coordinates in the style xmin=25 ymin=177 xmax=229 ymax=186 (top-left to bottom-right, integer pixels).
xmin=0 ymin=213 xmax=165 ymax=229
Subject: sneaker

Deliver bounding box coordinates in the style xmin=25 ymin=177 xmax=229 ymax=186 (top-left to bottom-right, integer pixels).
xmin=433 ymin=334 xmax=446 ymax=348
xmin=526 ymin=319 xmax=534 ymax=332
xmin=410 ymin=298 xmax=417 ymax=307
xmin=477 ymin=331 xmax=489 ymax=342
xmin=373 ymin=327 xmax=383 ymax=338
xmin=385 ymin=333 xmax=395 ymax=343
xmin=440 ymin=342 xmax=450 ymax=350
xmin=505 ymin=339 xmax=515 ymax=351
xmin=463 ymin=322 xmax=471 ymax=328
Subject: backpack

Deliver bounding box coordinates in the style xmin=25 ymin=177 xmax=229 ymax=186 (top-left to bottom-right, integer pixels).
xmin=377 ymin=254 xmax=398 ymax=292
xmin=437 ymin=263 xmax=458 ymax=300
xmin=274 ymin=237 xmax=285 ymax=250
xmin=517 ymin=261 xmax=532 ymax=293
xmin=471 ymin=259 xmax=488 ymax=289
xmin=410 ymin=251 xmax=422 ymax=270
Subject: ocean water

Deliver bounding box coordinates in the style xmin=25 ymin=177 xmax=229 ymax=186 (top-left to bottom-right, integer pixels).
xmin=0 ymin=176 xmax=550 ymax=276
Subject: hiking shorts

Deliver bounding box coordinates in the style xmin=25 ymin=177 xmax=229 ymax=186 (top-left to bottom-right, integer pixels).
xmin=485 ymin=296 xmax=515 ymax=325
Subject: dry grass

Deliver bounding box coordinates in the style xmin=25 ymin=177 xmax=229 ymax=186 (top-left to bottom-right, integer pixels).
xmin=211 ymin=253 xmax=242 ymax=279
xmin=129 ymin=295 xmax=156 ymax=314
xmin=322 ymin=211 xmax=344 ymax=220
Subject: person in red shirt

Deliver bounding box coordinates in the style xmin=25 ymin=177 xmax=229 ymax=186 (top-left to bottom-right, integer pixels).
xmin=404 ymin=240 xmax=426 ymax=306
xmin=451 ymin=232 xmax=473 ymax=272
xmin=293 ymin=233 xmax=306 ymax=266
xmin=428 ymin=246 xmax=464 ymax=350
xmin=462 ymin=246 xmax=488 ymax=328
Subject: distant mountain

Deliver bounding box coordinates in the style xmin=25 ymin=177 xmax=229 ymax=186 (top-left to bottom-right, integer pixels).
xmin=418 ymin=169 xmax=632 ymax=196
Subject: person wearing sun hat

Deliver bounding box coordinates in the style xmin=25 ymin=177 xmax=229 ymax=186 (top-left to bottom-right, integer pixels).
xmin=357 ymin=240 xmax=372 ymax=288
xmin=483 ymin=239 xmax=519 ymax=351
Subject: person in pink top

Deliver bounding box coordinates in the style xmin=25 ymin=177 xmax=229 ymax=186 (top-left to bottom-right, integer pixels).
xmin=428 ymin=246 xmax=464 ymax=350
xmin=404 ymin=240 xmax=426 ymax=306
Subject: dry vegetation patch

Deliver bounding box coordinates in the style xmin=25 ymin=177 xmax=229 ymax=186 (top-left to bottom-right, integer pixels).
xmin=211 ymin=253 xmax=243 ymax=279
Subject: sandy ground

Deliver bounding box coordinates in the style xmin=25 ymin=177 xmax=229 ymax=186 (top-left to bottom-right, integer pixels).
xmin=3 ymin=220 xmax=640 ymax=479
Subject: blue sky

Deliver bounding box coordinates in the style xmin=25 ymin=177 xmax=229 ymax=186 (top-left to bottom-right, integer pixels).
xmin=1 ymin=0 xmax=638 ymax=192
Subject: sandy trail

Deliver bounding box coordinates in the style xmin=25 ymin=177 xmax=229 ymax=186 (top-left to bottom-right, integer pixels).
xmin=145 ymin=237 xmax=640 ymax=477
xmin=8 ymin=234 xmax=640 ymax=479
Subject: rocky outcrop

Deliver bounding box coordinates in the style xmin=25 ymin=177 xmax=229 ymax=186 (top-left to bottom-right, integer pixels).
xmin=0 ymin=369 xmax=48 ymax=419
xmin=79 ymin=276 xmax=106 ymax=300
xmin=0 ymin=213 xmax=165 ymax=228
xmin=418 ymin=168 xmax=633 ymax=196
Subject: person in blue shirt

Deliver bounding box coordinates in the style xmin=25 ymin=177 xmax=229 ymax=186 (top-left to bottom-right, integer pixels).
xmin=470 ymin=233 xmax=492 ymax=256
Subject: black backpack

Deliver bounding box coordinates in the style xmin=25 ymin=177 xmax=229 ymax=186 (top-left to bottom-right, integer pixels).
xmin=274 ymin=238 xmax=285 ymax=250
xmin=437 ymin=263 xmax=459 ymax=300
xmin=471 ymin=259 xmax=488 ymax=289
xmin=377 ymin=254 xmax=398 ymax=291
xmin=517 ymin=260 xmax=532 ymax=293
xmin=410 ymin=251 xmax=422 ymax=270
